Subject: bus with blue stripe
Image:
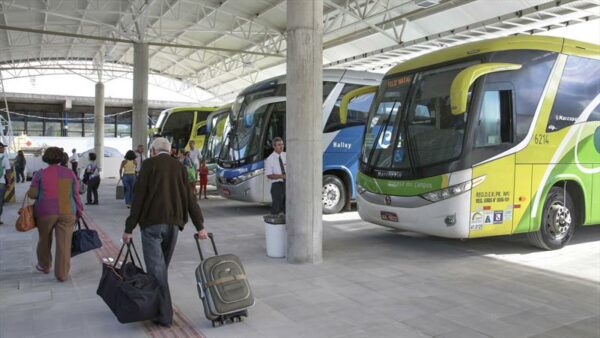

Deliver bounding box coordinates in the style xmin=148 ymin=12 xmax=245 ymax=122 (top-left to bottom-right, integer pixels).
xmin=216 ymin=69 xmax=382 ymax=213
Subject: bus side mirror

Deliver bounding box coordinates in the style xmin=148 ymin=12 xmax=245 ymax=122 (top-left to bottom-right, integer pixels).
xmin=339 ymin=85 xmax=379 ymax=124
xmin=450 ymin=63 xmax=522 ymax=115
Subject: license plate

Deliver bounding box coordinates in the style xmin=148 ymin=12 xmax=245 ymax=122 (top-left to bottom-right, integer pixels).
xmin=380 ymin=211 xmax=398 ymax=222
xmin=222 ymin=188 xmax=230 ymax=196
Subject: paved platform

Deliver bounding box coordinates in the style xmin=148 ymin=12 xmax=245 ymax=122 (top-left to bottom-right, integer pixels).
xmin=1 ymin=179 xmax=599 ymax=338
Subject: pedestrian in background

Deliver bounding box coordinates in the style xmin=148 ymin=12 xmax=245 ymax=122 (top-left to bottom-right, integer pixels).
xmin=119 ymin=150 xmax=137 ymax=208
xmin=199 ymin=158 xmax=208 ymax=199
xmin=122 ymin=137 xmax=207 ymax=327
xmin=85 ymin=152 xmax=100 ymax=205
xmin=28 ymin=147 xmax=83 ymax=282
xmin=15 ymin=150 xmax=26 ymax=183
xmin=70 ymin=148 xmax=79 ymax=177
xmin=0 ymin=143 xmax=11 ymax=224
xmin=134 ymin=144 xmax=145 ymax=174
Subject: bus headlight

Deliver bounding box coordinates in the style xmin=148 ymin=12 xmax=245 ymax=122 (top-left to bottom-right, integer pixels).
xmin=420 ymin=176 xmax=486 ymax=202
xmin=231 ymin=168 xmax=264 ymax=185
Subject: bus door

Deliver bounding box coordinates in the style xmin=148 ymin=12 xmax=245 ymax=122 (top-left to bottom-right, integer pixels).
xmin=469 ymin=85 xmax=519 ymax=238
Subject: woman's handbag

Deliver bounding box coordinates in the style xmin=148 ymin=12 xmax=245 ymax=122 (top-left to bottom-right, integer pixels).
xmin=15 ymin=196 xmax=36 ymax=232
xmin=71 ymin=218 xmax=102 ymax=256
xmin=96 ymin=241 xmax=160 ymax=323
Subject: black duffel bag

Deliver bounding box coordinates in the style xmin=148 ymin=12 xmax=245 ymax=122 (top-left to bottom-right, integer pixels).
xmin=96 ymin=241 xmax=160 ymax=324
xmin=71 ymin=218 xmax=102 ymax=257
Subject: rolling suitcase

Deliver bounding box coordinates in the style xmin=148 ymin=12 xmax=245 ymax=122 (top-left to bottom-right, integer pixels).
xmin=194 ymin=233 xmax=254 ymax=327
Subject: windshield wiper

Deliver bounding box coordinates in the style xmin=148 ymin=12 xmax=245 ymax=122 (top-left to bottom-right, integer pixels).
xmin=366 ymin=101 xmax=400 ymax=170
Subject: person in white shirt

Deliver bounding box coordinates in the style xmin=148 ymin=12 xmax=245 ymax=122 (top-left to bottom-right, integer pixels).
xmin=69 ymin=148 xmax=79 ymax=176
xmin=135 ymin=144 xmax=146 ymax=173
xmin=188 ymin=140 xmax=201 ymax=170
xmin=264 ymin=137 xmax=286 ymax=215
xmin=0 ymin=142 xmax=12 ymax=224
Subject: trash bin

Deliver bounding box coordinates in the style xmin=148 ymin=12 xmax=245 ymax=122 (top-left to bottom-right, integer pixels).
xmin=264 ymin=215 xmax=287 ymax=258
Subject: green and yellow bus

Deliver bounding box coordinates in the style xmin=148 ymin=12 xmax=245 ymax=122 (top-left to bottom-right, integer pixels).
xmin=201 ymin=103 xmax=232 ymax=185
xmin=154 ymin=106 xmax=218 ymax=151
xmin=357 ymin=36 xmax=600 ymax=249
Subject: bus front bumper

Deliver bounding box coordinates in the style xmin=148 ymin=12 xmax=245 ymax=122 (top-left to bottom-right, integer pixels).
xmin=217 ymin=174 xmax=267 ymax=203
xmin=357 ymin=190 xmax=471 ymax=239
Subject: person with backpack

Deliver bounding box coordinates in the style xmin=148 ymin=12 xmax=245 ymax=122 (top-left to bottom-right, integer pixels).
xmin=0 ymin=143 xmax=11 ymax=224
xmin=181 ymin=151 xmax=197 ymax=196
xmin=84 ymin=152 xmax=101 ymax=205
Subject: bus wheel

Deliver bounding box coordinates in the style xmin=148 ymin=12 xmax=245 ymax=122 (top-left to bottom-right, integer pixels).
xmin=322 ymin=175 xmax=345 ymax=214
xmin=528 ymin=187 xmax=577 ymax=250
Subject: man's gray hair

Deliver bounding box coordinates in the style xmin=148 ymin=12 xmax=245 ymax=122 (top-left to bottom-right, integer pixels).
xmin=272 ymin=137 xmax=284 ymax=145
xmin=151 ymin=137 xmax=171 ymax=153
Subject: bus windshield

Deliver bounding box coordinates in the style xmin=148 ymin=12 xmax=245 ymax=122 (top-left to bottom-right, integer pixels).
xmin=160 ymin=110 xmax=195 ymax=150
xmin=202 ymin=110 xmax=230 ymax=163
xmin=363 ymin=62 xmax=472 ymax=173
xmin=219 ymin=104 xmax=269 ymax=165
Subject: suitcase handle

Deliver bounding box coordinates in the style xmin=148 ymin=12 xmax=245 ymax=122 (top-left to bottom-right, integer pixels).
xmin=194 ymin=232 xmax=217 ymax=261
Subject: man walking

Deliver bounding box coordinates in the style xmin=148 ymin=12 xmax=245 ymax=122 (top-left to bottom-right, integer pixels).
xmin=0 ymin=143 xmax=11 ymax=224
xmin=265 ymin=137 xmax=286 ymax=217
xmin=122 ymin=137 xmax=208 ymax=327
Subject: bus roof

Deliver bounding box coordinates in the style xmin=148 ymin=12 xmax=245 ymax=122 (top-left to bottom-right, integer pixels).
xmin=167 ymin=106 xmax=219 ymax=113
xmin=387 ymin=36 xmax=599 ymax=76
xmin=237 ymin=69 xmax=383 ymax=97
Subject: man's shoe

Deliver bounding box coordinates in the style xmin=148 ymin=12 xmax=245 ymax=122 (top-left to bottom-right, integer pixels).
xmin=85 ymin=202 xmax=92 ymax=205
xmin=152 ymin=320 xmax=171 ymax=328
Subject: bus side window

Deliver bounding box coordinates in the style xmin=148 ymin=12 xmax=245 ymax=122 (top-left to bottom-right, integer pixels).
xmin=547 ymin=56 xmax=600 ymax=131
xmin=325 ymin=91 xmax=375 ymax=133
xmin=196 ymin=124 xmax=207 ymax=136
xmin=475 ymin=90 xmax=513 ymax=147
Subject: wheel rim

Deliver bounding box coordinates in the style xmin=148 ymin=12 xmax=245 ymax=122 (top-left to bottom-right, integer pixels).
xmin=322 ymin=183 xmax=341 ymax=209
xmin=545 ymin=201 xmax=572 ymax=240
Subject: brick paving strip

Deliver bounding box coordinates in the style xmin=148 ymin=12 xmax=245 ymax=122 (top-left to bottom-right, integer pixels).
xmin=81 ymin=213 xmax=206 ymax=338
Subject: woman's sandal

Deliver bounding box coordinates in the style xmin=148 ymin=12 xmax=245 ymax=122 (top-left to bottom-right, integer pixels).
xmin=35 ymin=265 xmax=50 ymax=274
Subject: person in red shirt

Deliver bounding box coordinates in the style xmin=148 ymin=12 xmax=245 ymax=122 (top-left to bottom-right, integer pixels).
xmin=199 ymin=159 xmax=209 ymax=199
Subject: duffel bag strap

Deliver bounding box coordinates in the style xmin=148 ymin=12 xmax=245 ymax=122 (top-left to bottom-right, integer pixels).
xmin=206 ymin=273 xmax=247 ymax=288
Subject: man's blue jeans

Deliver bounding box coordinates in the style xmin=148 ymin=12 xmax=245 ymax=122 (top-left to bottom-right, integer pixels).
xmin=141 ymin=224 xmax=179 ymax=325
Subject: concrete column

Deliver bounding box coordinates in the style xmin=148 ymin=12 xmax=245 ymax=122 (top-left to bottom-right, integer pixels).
xmin=286 ymin=0 xmax=323 ymax=264
xmin=94 ymin=82 xmax=105 ymax=177
xmin=132 ymin=43 xmax=149 ymax=151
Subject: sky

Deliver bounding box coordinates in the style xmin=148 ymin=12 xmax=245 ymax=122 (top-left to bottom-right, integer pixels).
xmin=1 ymin=19 xmax=598 ymax=104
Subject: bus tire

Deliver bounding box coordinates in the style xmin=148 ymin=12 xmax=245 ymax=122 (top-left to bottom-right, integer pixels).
xmin=322 ymin=175 xmax=345 ymax=214
xmin=528 ymin=186 xmax=577 ymax=250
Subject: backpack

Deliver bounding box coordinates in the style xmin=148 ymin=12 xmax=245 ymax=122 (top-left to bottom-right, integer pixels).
xmin=186 ymin=163 xmax=196 ymax=183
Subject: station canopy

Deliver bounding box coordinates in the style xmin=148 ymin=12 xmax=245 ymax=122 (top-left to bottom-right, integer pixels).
xmin=0 ymin=0 xmax=598 ymax=104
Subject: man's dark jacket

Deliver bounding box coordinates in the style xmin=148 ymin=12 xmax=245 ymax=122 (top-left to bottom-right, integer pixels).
xmin=125 ymin=153 xmax=204 ymax=233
